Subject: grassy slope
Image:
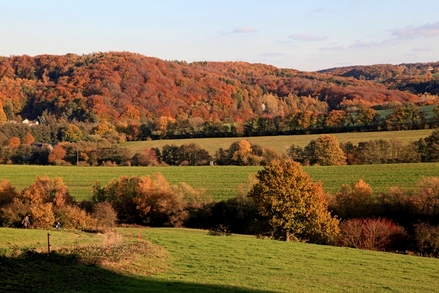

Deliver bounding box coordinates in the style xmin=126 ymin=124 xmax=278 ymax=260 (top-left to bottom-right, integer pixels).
xmin=0 ymin=227 xmax=104 ymax=254
xmin=1 ymin=227 xmax=439 ymax=293
xmin=1 ymin=162 xmax=439 ymax=201
xmin=137 ymin=228 xmax=439 ymax=293
xmin=122 ymin=129 xmax=434 ymax=155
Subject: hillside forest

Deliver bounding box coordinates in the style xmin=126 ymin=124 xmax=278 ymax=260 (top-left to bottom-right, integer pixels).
xmin=0 ymin=52 xmax=439 ymax=145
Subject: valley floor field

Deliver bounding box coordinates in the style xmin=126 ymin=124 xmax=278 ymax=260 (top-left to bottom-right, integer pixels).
xmin=0 ymin=163 xmax=438 ymax=201
xmin=122 ymin=129 xmax=434 ymax=155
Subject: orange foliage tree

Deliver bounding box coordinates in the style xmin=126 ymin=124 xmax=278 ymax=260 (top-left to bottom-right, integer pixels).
xmin=23 ymin=132 xmax=35 ymax=145
xmin=92 ymin=173 xmax=203 ymax=227
xmin=8 ymin=136 xmax=21 ymax=148
xmin=248 ymin=159 xmax=340 ymax=243
xmin=48 ymin=144 xmax=67 ymax=164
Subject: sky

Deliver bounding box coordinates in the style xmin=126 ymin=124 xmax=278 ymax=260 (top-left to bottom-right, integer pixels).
xmin=1 ymin=0 xmax=438 ymax=71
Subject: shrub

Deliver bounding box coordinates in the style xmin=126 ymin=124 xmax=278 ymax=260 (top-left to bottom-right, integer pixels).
xmin=378 ymin=177 xmax=439 ymax=228
xmin=48 ymin=144 xmax=66 ymax=164
xmin=54 ymin=205 xmax=95 ymax=230
xmin=92 ymin=173 xmax=205 ymax=227
xmin=0 ymin=199 xmax=30 ymax=227
xmin=208 ymin=196 xmax=260 ymax=235
xmin=208 ymin=224 xmax=231 ymax=236
xmin=30 ymin=202 xmax=55 ymax=228
xmin=92 ymin=202 xmax=118 ymax=229
xmin=0 ymin=180 xmax=19 ymax=208
xmin=377 ymin=187 xmax=414 ymax=227
xmin=413 ymin=223 xmax=439 ymax=257
xmin=412 ymin=177 xmax=439 ymax=224
xmin=335 ymin=218 xmax=407 ymax=252
xmin=330 ymin=179 xmax=377 ymax=219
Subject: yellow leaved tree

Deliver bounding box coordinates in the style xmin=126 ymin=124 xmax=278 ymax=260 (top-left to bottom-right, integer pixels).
xmin=247 ymin=159 xmax=339 ymax=243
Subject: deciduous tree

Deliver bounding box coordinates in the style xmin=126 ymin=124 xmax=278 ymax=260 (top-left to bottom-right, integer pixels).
xmin=23 ymin=132 xmax=35 ymax=145
xmin=247 ymin=159 xmax=339 ymax=243
xmin=311 ymin=135 xmax=346 ymax=166
xmin=8 ymin=136 xmax=20 ymax=148
xmin=62 ymin=124 xmax=83 ymax=142
xmin=48 ymin=144 xmax=67 ymax=164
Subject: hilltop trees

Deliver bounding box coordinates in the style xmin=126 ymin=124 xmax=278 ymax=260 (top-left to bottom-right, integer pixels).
xmin=247 ymin=159 xmax=340 ymax=243
xmin=0 ymin=52 xmax=435 ymax=139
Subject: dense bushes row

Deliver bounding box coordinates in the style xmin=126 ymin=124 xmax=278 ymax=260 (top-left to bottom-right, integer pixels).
xmin=0 ymin=177 xmax=117 ymax=230
xmin=2 ymin=170 xmax=439 ymax=257
xmin=203 ymin=177 xmax=439 ymax=257
xmin=328 ymin=177 xmax=439 ymax=256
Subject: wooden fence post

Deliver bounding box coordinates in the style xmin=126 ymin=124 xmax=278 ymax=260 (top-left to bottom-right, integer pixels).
xmin=47 ymin=233 xmax=51 ymax=254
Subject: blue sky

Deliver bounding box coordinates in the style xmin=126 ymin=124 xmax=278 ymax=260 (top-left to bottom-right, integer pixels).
xmin=1 ymin=0 xmax=438 ymax=71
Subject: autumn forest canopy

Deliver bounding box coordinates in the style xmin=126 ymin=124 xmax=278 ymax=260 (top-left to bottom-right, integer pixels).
xmin=0 ymin=51 xmax=437 ymax=126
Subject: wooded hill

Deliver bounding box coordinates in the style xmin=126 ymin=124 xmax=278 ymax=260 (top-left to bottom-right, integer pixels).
xmin=1 ymin=51 xmax=437 ymax=128
xmin=319 ymin=62 xmax=439 ymax=95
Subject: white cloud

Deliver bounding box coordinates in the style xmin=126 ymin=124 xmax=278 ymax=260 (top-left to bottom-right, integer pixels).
xmin=218 ymin=27 xmax=258 ymax=35
xmin=231 ymin=27 xmax=257 ymax=34
xmin=319 ymin=45 xmax=344 ymax=51
xmin=259 ymin=52 xmax=287 ymax=57
xmin=412 ymin=47 xmax=433 ymax=52
xmin=309 ymin=8 xmax=329 ymax=14
xmin=348 ymin=40 xmax=380 ymax=49
xmin=391 ymin=21 xmax=439 ymax=39
xmin=289 ymin=33 xmax=328 ymax=42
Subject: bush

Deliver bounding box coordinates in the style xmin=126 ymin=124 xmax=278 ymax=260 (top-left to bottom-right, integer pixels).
xmin=92 ymin=202 xmax=118 ymax=229
xmin=330 ymin=179 xmax=377 ymax=219
xmin=335 ymin=218 xmax=407 ymax=252
xmin=377 ymin=187 xmax=414 ymax=228
xmin=0 ymin=180 xmax=19 ymax=208
xmin=54 ymin=205 xmax=95 ymax=230
xmin=0 ymin=199 xmax=30 ymax=227
xmin=92 ymin=173 xmax=206 ymax=227
xmin=208 ymin=196 xmax=260 ymax=235
xmin=30 ymin=202 xmax=55 ymax=228
xmin=413 ymin=223 xmax=439 ymax=257
xmin=412 ymin=177 xmax=439 ymax=224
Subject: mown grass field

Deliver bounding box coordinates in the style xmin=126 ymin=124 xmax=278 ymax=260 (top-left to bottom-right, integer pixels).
xmin=122 ymin=129 xmax=434 ymax=155
xmin=1 ymin=227 xmax=439 ymax=293
xmin=1 ymin=163 xmax=439 ymax=201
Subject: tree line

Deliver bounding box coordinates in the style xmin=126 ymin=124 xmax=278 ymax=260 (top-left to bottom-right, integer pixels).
xmin=2 ymin=127 xmax=439 ymax=167
xmin=1 ymin=102 xmax=439 ymax=148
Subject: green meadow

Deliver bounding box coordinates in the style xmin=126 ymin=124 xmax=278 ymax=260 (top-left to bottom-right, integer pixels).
xmin=1 ymin=227 xmax=439 ymax=293
xmin=1 ymin=163 xmax=439 ymax=201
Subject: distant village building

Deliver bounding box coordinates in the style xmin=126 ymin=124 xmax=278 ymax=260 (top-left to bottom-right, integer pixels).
xmin=22 ymin=119 xmax=39 ymax=126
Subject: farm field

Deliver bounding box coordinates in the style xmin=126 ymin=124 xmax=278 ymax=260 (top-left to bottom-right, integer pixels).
xmin=1 ymin=227 xmax=439 ymax=293
xmin=122 ymin=129 xmax=434 ymax=155
xmin=0 ymin=163 xmax=439 ymax=201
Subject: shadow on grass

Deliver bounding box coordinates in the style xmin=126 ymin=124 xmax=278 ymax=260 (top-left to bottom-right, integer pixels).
xmin=0 ymin=252 xmax=276 ymax=293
